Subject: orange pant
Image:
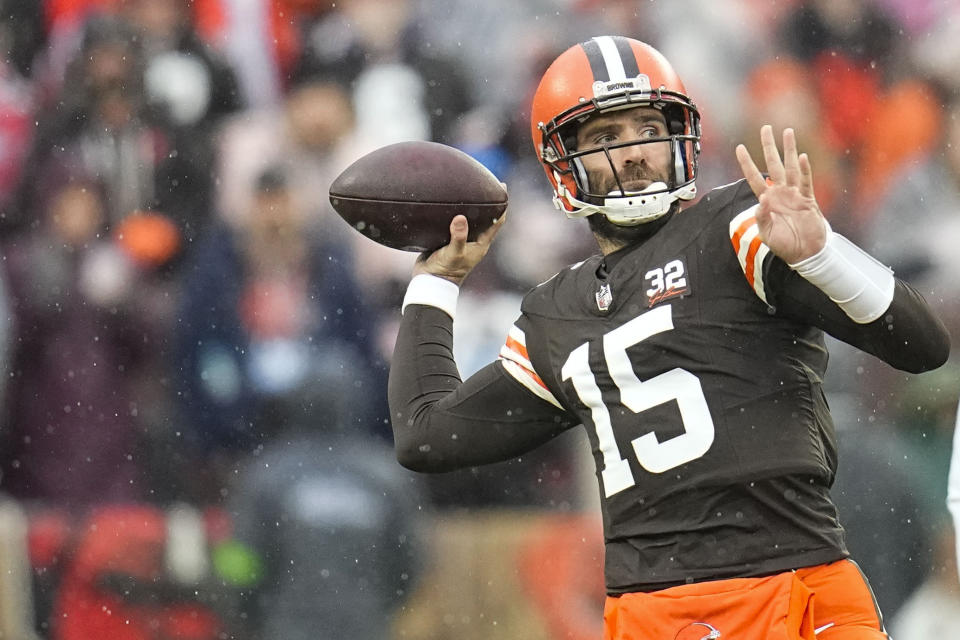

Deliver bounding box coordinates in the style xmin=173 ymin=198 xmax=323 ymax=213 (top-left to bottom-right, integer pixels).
xmin=603 ymin=559 xmax=887 ymax=640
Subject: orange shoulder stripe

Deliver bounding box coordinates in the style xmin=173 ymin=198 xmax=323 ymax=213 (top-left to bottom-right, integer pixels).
xmin=730 ymin=214 xmax=756 ymax=255
xmin=505 ymin=334 xmax=530 ymax=361
xmin=744 ymin=235 xmax=764 ymax=288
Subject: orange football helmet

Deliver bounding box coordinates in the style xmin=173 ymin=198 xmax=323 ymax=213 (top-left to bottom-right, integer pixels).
xmin=530 ymin=36 xmax=700 ymax=224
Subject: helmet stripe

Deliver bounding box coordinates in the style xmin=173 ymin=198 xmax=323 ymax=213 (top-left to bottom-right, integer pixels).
xmin=580 ymin=38 xmax=612 ymax=82
xmin=611 ymin=36 xmax=641 ymax=78
xmin=592 ymin=36 xmax=627 ymax=80
xmin=584 ymin=36 xmax=642 ymax=82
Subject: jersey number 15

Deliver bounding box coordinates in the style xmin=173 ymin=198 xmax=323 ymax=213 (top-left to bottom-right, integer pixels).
xmin=560 ymin=304 xmax=715 ymax=497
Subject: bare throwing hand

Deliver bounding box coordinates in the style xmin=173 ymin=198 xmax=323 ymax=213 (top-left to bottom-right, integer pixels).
xmin=413 ymin=213 xmax=507 ymax=286
xmin=735 ymin=126 xmax=827 ymax=264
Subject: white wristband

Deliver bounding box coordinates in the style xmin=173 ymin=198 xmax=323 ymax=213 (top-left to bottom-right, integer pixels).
xmin=788 ymin=224 xmax=895 ymax=324
xmin=402 ymin=273 xmax=460 ymax=319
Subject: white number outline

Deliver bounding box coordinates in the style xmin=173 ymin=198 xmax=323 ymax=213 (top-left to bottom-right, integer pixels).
xmin=561 ymin=304 xmax=714 ymax=497
xmin=664 ymin=259 xmax=687 ymax=290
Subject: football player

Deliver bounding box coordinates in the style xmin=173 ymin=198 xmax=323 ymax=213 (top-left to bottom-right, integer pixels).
xmin=388 ymin=36 xmax=950 ymax=639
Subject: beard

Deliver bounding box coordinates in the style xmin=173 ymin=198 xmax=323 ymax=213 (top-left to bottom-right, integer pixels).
xmin=587 ymin=203 xmax=678 ymax=248
xmin=582 ymin=163 xmax=676 ymax=249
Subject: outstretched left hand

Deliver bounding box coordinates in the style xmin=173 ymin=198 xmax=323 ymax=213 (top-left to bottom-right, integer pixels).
xmin=735 ymin=125 xmax=827 ymax=264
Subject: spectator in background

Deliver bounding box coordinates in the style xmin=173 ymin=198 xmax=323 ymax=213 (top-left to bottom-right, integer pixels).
xmin=0 ymin=244 xmax=12 ymax=514
xmin=893 ymin=389 xmax=960 ymax=638
xmin=34 ymin=0 xmax=233 ymax=114
xmin=175 ymin=166 xmax=385 ymax=501
xmin=831 ymin=413 xmax=935 ymax=620
xmin=10 ymin=11 xmax=229 ymax=509
xmin=0 ymin=0 xmax=45 ymax=78
xmin=0 ymin=178 xmax=151 ymax=510
xmin=862 ymin=93 xmax=960 ymax=320
xmin=776 ymin=0 xmax=942 ymax=239
xmin=15 ymin=15 xmax=215 ymax=248
xmin=215 ymin=76 xmax=356 ymax=235
xmin=0 ymin=40 xmax=35 ymax=229
xmin=219 ymin=0 xmax=335 ymax=108
xmin=222 ymin=373 xmax=423 ymax=640
xmin=910 ymin=2 xmax=960 ymax=98
xmin=294 ymin=0 xmax=474 ymax=148
xmin=779 ymin=0 xmax=899 ymax=70
xmin=49 ymin=503 xmax=224 ymax=640
xmin=889 ymin=518 xmax=960 ymax=639
xmin=0 ymin=3 xmax=38 ymax=232
xmin=118 ymin=0 xmax=244 ymax=129
xmin=0 ymin=260 xmax=11 ymax=426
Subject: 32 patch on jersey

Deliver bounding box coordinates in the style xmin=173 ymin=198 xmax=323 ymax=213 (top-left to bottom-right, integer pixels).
xmin=644 ymin=258 xmax=691 ymax=307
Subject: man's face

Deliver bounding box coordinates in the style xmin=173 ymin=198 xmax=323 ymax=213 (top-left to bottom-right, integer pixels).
xmin=574 ymin=106 xmax=672 ymax=196
xmin=251 ymin=189 xmax=302 ymax=239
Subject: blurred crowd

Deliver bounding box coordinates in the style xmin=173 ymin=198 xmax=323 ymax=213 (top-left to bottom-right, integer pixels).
xmin=0 ymin=0 xmax=958 ymax=638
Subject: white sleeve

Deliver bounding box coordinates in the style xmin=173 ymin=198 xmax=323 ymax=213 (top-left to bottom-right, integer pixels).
xmin=788 ymin=221 xmax=895 ymax=324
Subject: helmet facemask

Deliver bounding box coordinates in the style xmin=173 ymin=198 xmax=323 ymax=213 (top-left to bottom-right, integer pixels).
xmin=539 ymin=89 xmax=701 ymax=225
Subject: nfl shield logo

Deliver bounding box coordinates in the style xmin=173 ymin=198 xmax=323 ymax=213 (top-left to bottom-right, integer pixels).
xmin=595 ymin=283 xmax=613 ymax=311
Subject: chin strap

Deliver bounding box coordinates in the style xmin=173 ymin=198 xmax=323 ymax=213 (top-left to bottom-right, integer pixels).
xmin=552 ymin=170 xmax=697 ymax=225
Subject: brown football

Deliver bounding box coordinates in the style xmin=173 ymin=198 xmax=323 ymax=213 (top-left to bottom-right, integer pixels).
xmin=328 ymin=141 xmax=508 ymax=252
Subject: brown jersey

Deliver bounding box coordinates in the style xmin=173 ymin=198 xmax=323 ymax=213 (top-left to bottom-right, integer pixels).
xmin=500 ymin=180 xmax=848 ymax=591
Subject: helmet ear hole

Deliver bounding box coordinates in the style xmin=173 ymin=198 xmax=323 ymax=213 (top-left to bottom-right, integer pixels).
xmin=662 ymin=104 xmax=686 ymax=135
xmin=674 ymin=139 xmax=687 ymax=182
xmin=561 ymin=123 xmax=579 ymax=154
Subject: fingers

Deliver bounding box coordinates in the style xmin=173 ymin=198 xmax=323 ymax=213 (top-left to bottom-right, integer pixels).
xmin=760 ymin=125 xmax=785 ymax=184
xmin=477 ymin=210 xmax=508 ymax=246
xmin=448 ymin=214 xmax=469 ymax=251
xmin=798 ymin=152 xmax=815 ymax=199
xmin=449 ymin=212 xmax=507 ymax=250
xmin=414 ymin=214 xmax=483 ymax=283
xmin=735 ymin=143 xmax=766 ymax=198
xmin=738 ymin=126 xmax=812 ymax=194
xmin=782 ymin=128 xmax=799 ymax=187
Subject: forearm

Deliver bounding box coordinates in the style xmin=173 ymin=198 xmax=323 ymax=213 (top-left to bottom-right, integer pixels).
xmin=774 ymin=267 xmax=950 ymax=373
xmin=859 ymin=279 xmax=951 ymax=372
xmin=388 ymin=299 xmax=573 ymax=473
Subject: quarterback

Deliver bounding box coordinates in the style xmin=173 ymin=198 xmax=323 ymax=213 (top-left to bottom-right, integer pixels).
xmin=388 ymin=36 xmax=950 ymax=639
